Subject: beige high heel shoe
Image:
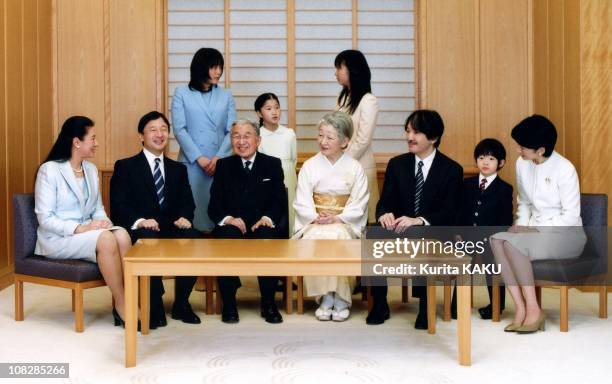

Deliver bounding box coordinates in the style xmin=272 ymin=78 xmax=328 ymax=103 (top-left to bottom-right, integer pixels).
xmin=504 ymin=322 xmax=522 ymax=332
xmin=516 ymin=312 xmax=546 ymax=334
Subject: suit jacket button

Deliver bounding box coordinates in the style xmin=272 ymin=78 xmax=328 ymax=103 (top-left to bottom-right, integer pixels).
xmin=474 ymin=212 xmax=479 ymax=216
xmin=473 ymin=223 xmax=477 ymax=226
xmin=477 ymin=201 xmax=482 ymax=205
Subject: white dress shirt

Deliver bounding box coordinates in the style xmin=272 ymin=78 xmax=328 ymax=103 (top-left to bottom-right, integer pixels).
xmin=414 ymin=149 xmax=436 ymax=181
xmin=478 ymin=173 xmax=498 ymax=191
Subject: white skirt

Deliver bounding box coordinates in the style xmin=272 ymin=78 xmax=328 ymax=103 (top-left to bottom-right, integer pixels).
xmin=490 ymin=227 xmax=587 ymax=261
xmin=40 ymin=228 xmax=120 ymax=263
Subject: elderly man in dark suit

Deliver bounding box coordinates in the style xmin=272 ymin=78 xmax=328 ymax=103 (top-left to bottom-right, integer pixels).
xmin=208 ymin=118 xmax=287 ymax=324
xmin=110 ymin=111 xmax=202 ymax=329
xmin=368 ymin=110 xmax=463 ymax=329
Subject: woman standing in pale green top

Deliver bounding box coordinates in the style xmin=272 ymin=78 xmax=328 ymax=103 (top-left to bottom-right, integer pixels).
xmin=254 ymin=93 xmax=297 ymax=235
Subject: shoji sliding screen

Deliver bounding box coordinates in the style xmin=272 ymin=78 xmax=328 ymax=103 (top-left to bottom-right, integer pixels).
xmin=167 ymin=0 xmax=415 ymax=155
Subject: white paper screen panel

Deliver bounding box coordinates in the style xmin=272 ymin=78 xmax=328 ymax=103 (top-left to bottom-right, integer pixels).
xmin=167 ymin=0 xmax=415 ymax=155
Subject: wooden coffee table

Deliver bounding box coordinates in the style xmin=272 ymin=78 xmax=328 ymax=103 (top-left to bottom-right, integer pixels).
xmin=123 ymin=239 xmax=472 ymax=367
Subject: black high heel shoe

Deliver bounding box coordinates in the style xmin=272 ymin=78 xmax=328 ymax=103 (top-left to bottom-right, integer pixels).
xmin=113 ymin=308 xmax=141 ymax=331
xmin=112 ymin=307 xmax=123 ymax=327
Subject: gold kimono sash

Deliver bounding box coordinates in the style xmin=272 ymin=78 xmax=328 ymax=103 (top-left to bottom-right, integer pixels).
xmin=313 ymin=192 xmax=350 ymax=215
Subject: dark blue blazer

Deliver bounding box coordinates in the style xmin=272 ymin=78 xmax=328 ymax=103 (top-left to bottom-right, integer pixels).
xmin=460 ymin=175 xmax=513 ymax=227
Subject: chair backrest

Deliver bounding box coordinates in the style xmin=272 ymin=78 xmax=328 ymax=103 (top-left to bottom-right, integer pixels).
xmin=13 ymin=193 xmax=38 ymax=262
xmin=581 ymin=193 xmax=608 ymax=266
xmin=581 ymin=193 xmax=608 ymax=227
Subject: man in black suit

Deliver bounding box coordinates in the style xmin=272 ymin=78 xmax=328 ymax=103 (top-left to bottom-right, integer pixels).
xmin=367 ymin=110 xmax=463 ymax=329
xmin=208 ymin=118 xmax=287 ymax=324
xmin=110 ymin=111 xmax=201 ymax=329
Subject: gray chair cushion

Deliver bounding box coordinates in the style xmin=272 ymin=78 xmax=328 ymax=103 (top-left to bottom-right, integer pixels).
xmin=13 ymin=194 xmax=103 ymax=282
xmin=533 ymin=193 xmax=608 ymax=283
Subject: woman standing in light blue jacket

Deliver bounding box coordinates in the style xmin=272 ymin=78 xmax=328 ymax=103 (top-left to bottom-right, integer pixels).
xmin=172 ymin=48 xmax=237 ymax=231
xmin=35 ymin=116 xmax=132 ymax=324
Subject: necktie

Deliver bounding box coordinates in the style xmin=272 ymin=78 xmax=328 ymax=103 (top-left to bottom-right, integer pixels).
xmin=479 ymin=178 xmax=488 ymax=192
xmin=414 ymin=160 xmax=424 ymax=215
xmin=153 ymin=158 xmax=165 ymax=206
xmin=244 ymin=160 xmax=251 ymax=174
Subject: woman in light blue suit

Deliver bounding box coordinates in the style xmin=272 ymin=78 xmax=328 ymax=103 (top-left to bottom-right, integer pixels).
xmin=172 ymin=48 xmax=237 ymax=231
xmin=35 ymin=116 xmax=132 ymax=325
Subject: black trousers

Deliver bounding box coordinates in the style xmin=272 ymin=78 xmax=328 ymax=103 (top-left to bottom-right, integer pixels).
xmin=211 ymin=224 xmax=282 ymax=305
xmin=365 ymin=226 xmax=431 ymax=310
xmin=130 ymin=226 xmax=202 ymax=317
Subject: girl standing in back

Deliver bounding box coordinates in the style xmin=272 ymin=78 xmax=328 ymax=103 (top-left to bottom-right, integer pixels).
xmin=172 ymin=47 xmax=237 ymax=232
xmin=334 ymin=49 xmax=379 ymax=224
xmin=255 ymin=93 xmax=297 ymax=235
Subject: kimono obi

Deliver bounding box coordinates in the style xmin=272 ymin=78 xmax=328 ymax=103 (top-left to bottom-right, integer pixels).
xmin=313 ymin=192 xmax=350 ymax=215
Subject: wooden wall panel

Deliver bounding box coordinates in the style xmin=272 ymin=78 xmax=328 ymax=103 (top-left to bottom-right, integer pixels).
xmin=580 ymin=0 xmax=611 ymax=204
xmin=23 ymin=0 xmax=39 ymax=190
xmin=532 ymin=0 xmax=548 ymax=118
xmin=480 ymin=0 xmax=530 ymax=183
xmin=420 ymin=0 xmax=478 ymax=168
xmin=5 ymin=0 xmax=25 ymax=279
xmin=533 ymin=0 xmax=578 ymax=165
xmin=56 ymin=0 xmax=106 ymax=165
xmin=420 ymin=0 xmax=531 ymax=176
xmin=0 ymin=0 xmax=54 ymax=290
xmin=547 ymin=0 xmax=565 ymax=155
xmin=109 ymin=0 xmax=162 ymax=163
xmin=532 ymin=0 xmax=610 ymax=220
xmin=54 ymin=0 xmax=165 ymax=166
xmin=0 ymin=0 xmax=8 ymax=286
xmin=6 ymin=0 xmax=25 ymax=195
xmin=563 ymin=0 xmax=581 ymax=172
xmin=38 ymin=0 xmax=54 ymax=161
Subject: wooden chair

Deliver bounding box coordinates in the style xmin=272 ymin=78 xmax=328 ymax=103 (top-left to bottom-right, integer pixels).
xmin=492 ymin=193 xmax=609 ymax=331
xmin=13 ymin=194 xmax=107 ymax=333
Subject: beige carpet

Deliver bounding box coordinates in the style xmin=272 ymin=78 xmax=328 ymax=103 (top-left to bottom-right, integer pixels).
xmin=1 ymin=278 xmax=610 ymax=384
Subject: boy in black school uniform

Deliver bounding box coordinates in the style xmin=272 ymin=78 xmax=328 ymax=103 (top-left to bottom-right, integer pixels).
xmin=452 ymin=138 xmax=513 ymax=319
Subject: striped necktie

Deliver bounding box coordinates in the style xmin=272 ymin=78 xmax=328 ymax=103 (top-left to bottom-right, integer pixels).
xmin=479 ymin=178 xmax=488 ymax=192
xmin=153 ymin=158 xmax=165 ymax=207
xmin=414 ymin=160 xmax=424 ymax=215
xmin=244 ymin=160 xmax=252 ymax=174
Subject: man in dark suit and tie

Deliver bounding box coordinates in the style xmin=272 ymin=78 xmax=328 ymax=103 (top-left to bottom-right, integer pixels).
xmin=208 ymin=118 xmax=287 ymax=324
xmin=367 ymin=109 xmax=463 ymax=329
xmin=110 ymin=111 xmax=202 ymax=329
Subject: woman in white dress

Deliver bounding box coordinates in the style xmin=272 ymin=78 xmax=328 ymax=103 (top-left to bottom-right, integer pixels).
xmin=35 ymin=116 xmax=132 ymax=325
xmin=293 ymin=111 xmax=369 ymax=321
xmin=255 ymin=93 xmax=297 ymax=235
xmin=334 ymin=49 xmax=379 ymax=223
xmin=490 ymin=115 xmax=586 ymax=333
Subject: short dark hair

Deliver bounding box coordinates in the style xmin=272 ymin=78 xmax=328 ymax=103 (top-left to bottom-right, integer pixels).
xmin=511 ymin=114 xmax=557 ymax=157
xmin=138 ymin=111 xmax=170 ymax=134
xmin=188 ymin=48 xmax=224 ymax=93
xmin=474 ymin=138 xmax=507 ymax=166
xmin=44 ymin=116 xmax=94 ymax=163
xmin=254 ymin=93 xmax=280 ymax=127
xmin=404 ymin=110 xmax=444 ymax=148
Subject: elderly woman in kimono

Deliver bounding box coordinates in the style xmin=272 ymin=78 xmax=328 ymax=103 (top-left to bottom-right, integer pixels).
xmin=293 ymin=111 xmax=369 ymax=321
